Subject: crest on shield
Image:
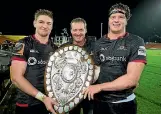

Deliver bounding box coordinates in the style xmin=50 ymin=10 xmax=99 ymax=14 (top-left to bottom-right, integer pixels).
xmin=44 ymin=44 xmax=95 ymax=114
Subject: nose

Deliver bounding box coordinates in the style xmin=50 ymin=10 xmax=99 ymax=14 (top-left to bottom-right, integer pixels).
xmin=114 ymin=17 xmax=119 ymax=22
xmin=42 ymin=23 xmax=48 ymax=28
xmin=74 ymin=31 xmax=81 ymax=35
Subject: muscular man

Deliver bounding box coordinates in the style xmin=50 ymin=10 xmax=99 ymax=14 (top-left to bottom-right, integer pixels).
xmin=83 ymin=3 xmax=146 ymax=114
xmin=10 ymin=9 xmax=58 ymax=114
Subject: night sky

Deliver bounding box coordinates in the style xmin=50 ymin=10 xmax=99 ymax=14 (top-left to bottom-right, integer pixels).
xmin=0 ymin=0 xmax=161 ymax=41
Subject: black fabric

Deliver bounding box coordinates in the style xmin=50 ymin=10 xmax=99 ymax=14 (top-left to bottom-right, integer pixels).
xmin=93 ymin=99 xmax=137 ymax=114
xmin=12 ymin=36 xmax=58 ymax=106
xmin=15 ymin=103 xmax=49 ymax=114
xmin=69 ymin=98 xmax=93 ymax=114
xmin=93 ymin=33 xmax=146 ymax=102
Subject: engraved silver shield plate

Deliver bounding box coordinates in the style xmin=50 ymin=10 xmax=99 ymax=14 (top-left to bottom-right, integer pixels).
xmin=44 ymin=44 xmax=94 ymax=114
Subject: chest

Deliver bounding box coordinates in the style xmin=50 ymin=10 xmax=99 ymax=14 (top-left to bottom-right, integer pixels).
xmin=27 ymin=43 xmax=53 ymax=66
xmin=98 ymin=40 xmax=131 ymax=63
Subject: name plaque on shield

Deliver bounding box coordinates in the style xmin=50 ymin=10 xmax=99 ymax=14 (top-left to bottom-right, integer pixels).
xmin=44 ymin=44 xmax=94 ymax=114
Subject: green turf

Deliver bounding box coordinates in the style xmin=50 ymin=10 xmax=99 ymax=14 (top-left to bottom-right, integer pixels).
xmin=135 ymin=49 xmax=161 ymax=114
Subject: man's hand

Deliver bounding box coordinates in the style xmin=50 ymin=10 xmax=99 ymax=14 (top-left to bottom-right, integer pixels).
xmin=82 ymin=84 xmax=102 ymax=100
xmin=43 ymin=96 xmax=58 ymax=114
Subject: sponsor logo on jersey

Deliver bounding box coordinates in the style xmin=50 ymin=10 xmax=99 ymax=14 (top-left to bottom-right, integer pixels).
xmin=28 ymin=57 xmax=47 ymax=65
xmin=99 ymin=54 xmax=126 ymax=62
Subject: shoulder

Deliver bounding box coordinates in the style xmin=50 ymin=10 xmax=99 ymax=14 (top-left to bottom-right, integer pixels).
xmin=17 ymin=36 xmax=33 ymax=46
xmin=52 ymin=43 xmax=59 ymax=50
xmin=14 ymin=36 xmax=33 ymax=52
xmin=127 ymin=33 xmax=144 ymax=42
xmin=86 ymin=36 xmax=96 ymax=44
xmin=126 ymin=33 xmax=145 ymax=46
xmin=94 ymin=36 xmax=104 ymax=46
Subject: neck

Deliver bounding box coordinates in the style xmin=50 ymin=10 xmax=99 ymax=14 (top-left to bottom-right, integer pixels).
xmin=73 ymin=38 xmax=86 ymax=47
xmin=34 ymin=34 xmax=49 ymax=44
xmin=108 ymin=30 xmax=126 ymax=40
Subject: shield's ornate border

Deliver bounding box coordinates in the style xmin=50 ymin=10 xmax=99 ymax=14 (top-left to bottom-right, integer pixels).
xmin=44 ymin=44 xmax=94 ymax=114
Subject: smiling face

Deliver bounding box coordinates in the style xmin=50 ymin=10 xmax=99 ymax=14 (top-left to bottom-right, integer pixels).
xmin=108 ymin=9 xmax=127 ymax=34
xmin=71 ymin=22 xmax=87 ymax=43
xmin=34 ymin=15 xmax=53 ymax=37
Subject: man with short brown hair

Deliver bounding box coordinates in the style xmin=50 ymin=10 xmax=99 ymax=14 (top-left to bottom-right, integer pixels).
xmin=10 ymin=9 xmax=58 ymax=114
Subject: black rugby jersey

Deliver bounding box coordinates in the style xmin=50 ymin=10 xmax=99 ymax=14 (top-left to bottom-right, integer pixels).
xmin=93 ymin=33 xmax=146 ymax=102
xmin=11 ymin=35 xmax=58 ymax=106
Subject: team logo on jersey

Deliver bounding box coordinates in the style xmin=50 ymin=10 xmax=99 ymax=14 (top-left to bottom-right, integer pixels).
xmin=138 ymin=46 xmax=146 ymax=56
xmin=117 ymin=46 xmax=127 ymax=50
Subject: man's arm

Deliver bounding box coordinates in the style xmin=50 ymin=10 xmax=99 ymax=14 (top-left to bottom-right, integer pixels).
xmin=83 ymin=62 xmax=145 ymax=100
xmin=11 ymin=56 xmax=57 ymax=114
xmin=10 ymin=60 xmax=39 ymax=97
xmin=100 ymin=62 xmax=145 ymax=91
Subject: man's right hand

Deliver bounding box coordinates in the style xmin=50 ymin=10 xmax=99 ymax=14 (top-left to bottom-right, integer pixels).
xmin=43 ymin=96 xmax=58 ymax=114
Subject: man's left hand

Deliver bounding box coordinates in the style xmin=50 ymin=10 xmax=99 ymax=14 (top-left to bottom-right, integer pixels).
xmin=82 ymin=84 xmax=102 ymax=100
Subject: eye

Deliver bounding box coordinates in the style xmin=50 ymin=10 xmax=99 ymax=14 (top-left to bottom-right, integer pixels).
xmin=110 ymin=16 xmax=115 ymax=19
xmin=47 ymin=22 xmax=52 ymax=25
xmin=79 ymin=29 xmax=84 ymax=32
xmin=38 ymin=20 xmax=45 ymax=24
xmin=73 ymin=29 xmax=77 ymax=32
xmin=119 ymin=15 xmax=125 ymax=19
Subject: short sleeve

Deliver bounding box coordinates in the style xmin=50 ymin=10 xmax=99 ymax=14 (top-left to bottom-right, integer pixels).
xmin=11 ymin=39 xmax=29 ymax=62
xmin=129 ymin=38 xmax=147 ymax=64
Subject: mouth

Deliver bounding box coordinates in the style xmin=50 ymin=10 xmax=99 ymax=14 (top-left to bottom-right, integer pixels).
xmin=41 ymin=29 xmax=47 ymax=31
xmin=75 ymin=35 xmax=82 ymax=38
xmin=112 ymin=23 xmax=121 ymax=27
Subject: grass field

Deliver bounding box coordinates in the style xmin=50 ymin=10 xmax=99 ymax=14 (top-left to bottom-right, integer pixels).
xmin=135 ymin=49 xmax=161 ymax=114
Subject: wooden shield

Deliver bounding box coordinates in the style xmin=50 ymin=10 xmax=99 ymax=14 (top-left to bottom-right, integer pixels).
xmin=44 ymin=44 xmax=94 ymax=114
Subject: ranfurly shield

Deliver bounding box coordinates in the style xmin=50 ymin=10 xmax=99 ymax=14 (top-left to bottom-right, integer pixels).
xmin=44 ymin=44 xmax=94 ymax=114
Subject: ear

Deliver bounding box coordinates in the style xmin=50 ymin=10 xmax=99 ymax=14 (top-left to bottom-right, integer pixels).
xmin=125 ymin=20 xmax=127 ymax=26
xmin=85 ymin=28 xmax=87 ymax=34
xmin=33 ymin=20 xmax=36 ymax=28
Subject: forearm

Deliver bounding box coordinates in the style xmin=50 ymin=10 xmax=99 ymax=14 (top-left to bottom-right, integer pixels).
xmin=12 ymin=76 xmax=39 ymax=97
xmin=100 ymin=74 xmax=137 ymax=91
xmin=99 ymin=62 xmax=145 ymax=92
